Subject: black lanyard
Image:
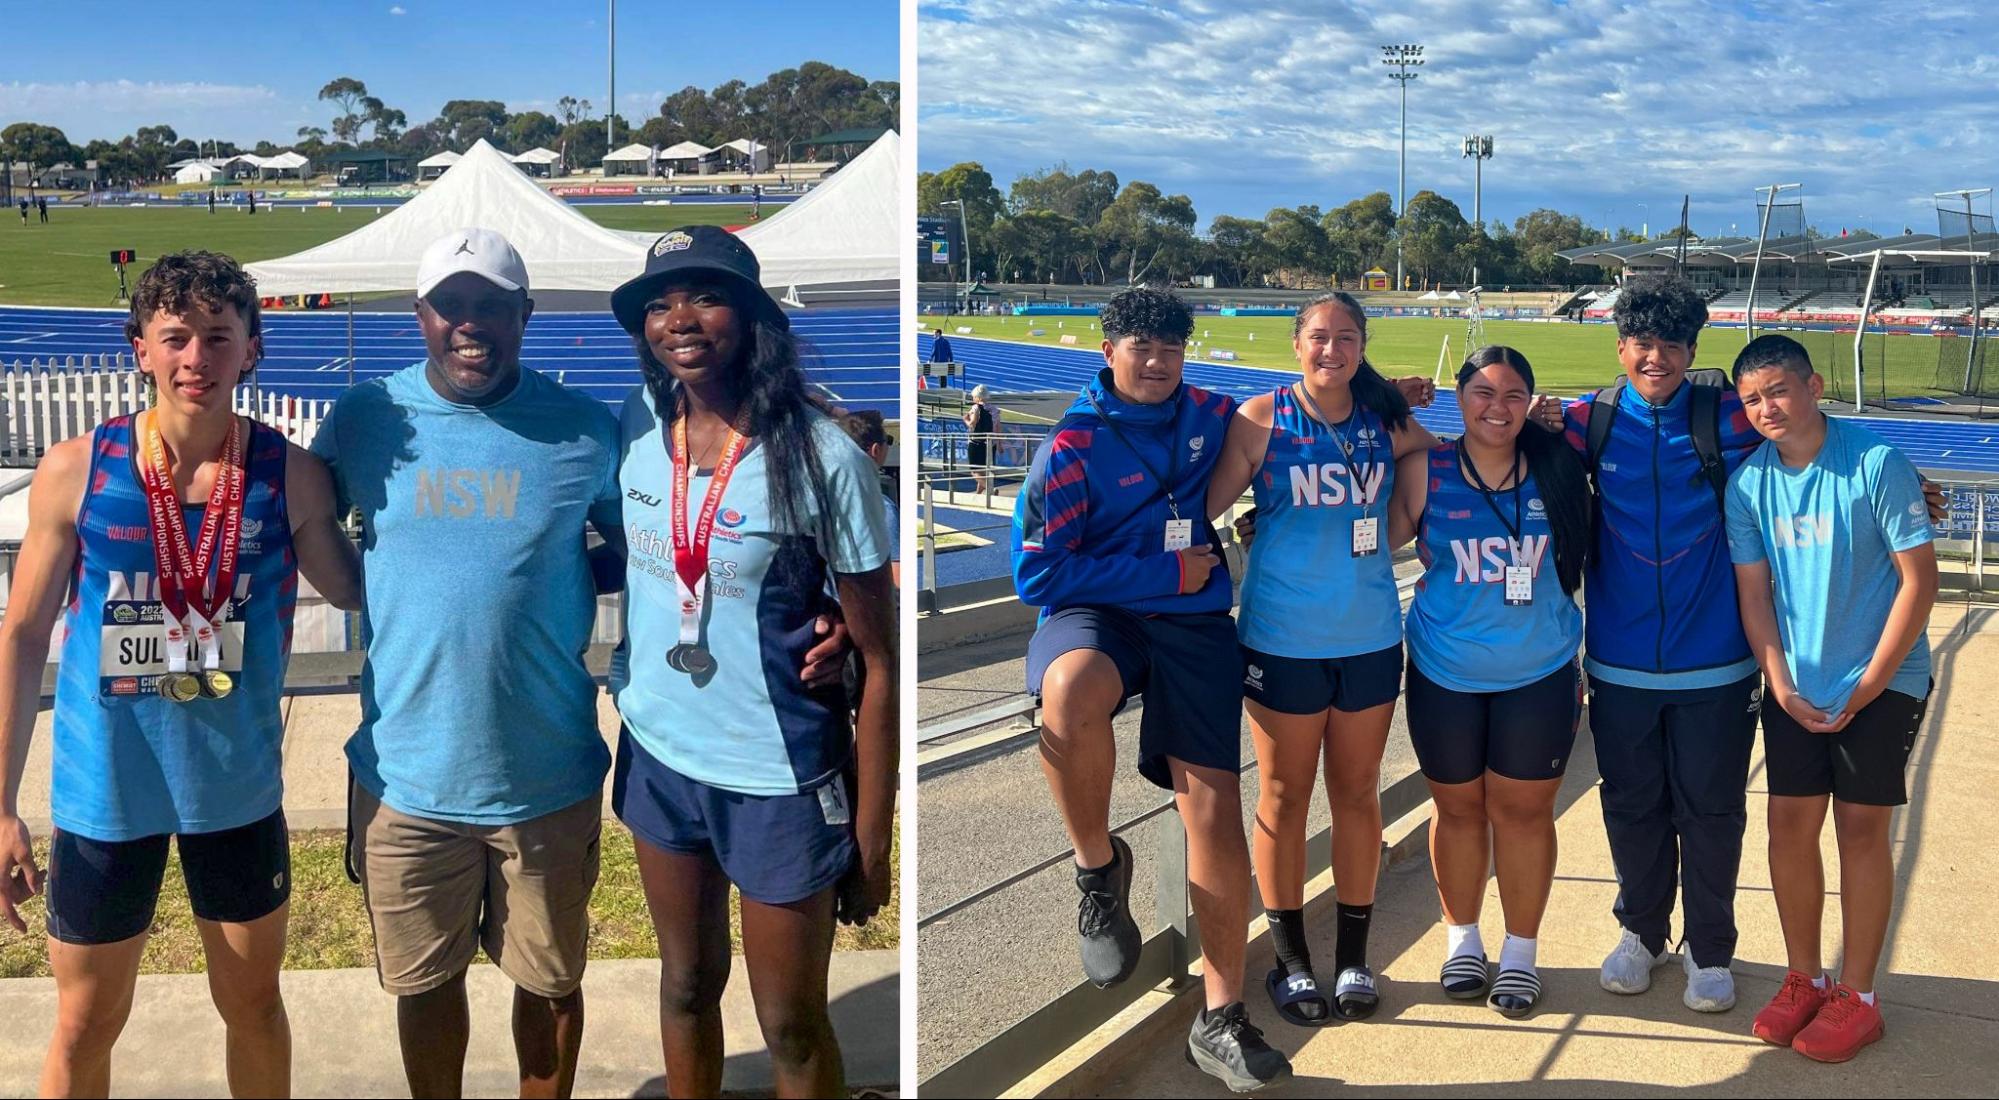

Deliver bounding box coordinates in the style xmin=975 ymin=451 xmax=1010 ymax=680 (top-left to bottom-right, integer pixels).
xmin=1087 ymin=391 xmax=1181 ymax=520
xmin=1458 ymin=444 xmax=1524 ymax=545
xmin=1294 ymin=384 xmax=1378 ymax=515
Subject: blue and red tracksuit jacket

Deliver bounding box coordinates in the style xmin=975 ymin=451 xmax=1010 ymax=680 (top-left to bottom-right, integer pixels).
xmin=1563 ymin=377 xmax=1763 ymax=688
xmin=1013 ymin=369 xmax=1236 ymax=618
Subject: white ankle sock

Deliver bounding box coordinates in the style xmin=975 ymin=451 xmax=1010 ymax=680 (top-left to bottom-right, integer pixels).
xmin=1811 ymin=973 xmax=1830 ymax=990
xmin=1857 ymin=988 xmax=1876 ymax=1005
xmin=1500 ymin=934 xmax=1538 ymax=973
xmin=1446 ymin=921 xmax=1483 ymax=959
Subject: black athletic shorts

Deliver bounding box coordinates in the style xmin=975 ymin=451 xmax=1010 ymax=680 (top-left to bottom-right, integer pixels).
xmin=1762 ymin=684 xmax=1929 ymax=806
xmin=1405 ymin=659 xmax=1583 ymax=785
xmin=1027 ymin=606 xmax=1242 ymax=790
xmin=45 ymin=809 xmax=291 ymax=945
xmin=1240 ymin=642 xmax=1403 ymax=716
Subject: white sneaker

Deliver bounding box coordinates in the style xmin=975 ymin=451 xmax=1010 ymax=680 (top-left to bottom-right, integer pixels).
xmin=1599 ymin=928 xmax=1670 ymax=994
xmin=1681 ymin=949 xmax=1737 ymax=1012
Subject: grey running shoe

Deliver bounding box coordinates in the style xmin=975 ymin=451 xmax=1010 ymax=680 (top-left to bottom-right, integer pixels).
xmin=1186 ymin=1002 xmax=1293 ymax=1092
xmin=1681 ymin=948 xmax=1738 ymax=1012
xmin=1075 ymin=835 xmax=1141 ymax=988
xmin=1600 ymin=927 xmax=1670 ymax=994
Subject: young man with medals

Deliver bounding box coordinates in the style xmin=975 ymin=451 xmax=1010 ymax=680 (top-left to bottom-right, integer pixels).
xmin=0 ymin=250 xmax=361 ymax=1097
xmin=1011 ymin=287 xmax=1292 ymax=1092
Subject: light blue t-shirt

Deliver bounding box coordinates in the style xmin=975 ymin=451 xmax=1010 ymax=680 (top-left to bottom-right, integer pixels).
xmin=312 ymin=364 xmax=622 ymax=825
xmin=1724 ymin=417 xmax=1934 ymax=715
xmin=611 ymin=386 xmax=892 ymax=796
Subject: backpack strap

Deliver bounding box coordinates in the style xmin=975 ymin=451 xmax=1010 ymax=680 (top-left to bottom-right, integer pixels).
xmin=1686 ymin=383 xmax=1729 ymax=516
xmin=1583 ymin=382 xmax=1622 ymax=488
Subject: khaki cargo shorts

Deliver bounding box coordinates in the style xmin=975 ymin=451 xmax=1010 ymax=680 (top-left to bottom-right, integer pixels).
xmin=349 ymin=783 xmax=601 ymax=998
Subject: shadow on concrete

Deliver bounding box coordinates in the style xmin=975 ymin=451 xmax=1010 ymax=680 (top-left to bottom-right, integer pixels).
xmin=628 ymin=969 xmax=900 ymax=1098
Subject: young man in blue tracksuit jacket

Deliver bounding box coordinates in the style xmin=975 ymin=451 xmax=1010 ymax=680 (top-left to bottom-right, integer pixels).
xmin=1555 ymin=277 xmax=1767 ymax=1013
xmin=1012 ymin=288 xmax=1290 ymax=1092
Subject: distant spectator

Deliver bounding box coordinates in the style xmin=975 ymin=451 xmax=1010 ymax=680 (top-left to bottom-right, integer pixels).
xmin=16 ymin=199 xmax=25 ymax=226
xmin=929 ymin=327 xmax=954 ymax=388
xmin=208 ymin=190 xmax=216 ymax=214
xmin=962 ymin=384 xmax=996 ymax=495
xmin=839 ymin=410 xmax=899 ymax=589
xmin=37 ymin=197 xmax=48 ymax=224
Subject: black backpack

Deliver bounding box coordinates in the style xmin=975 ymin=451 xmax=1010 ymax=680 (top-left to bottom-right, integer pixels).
xmin=1583 ymin=368 xmax=1732 ymax=517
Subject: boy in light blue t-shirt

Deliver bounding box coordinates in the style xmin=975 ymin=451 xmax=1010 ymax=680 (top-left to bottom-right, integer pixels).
xmin=1723 ymin=335 xmax=1938 ymax=1065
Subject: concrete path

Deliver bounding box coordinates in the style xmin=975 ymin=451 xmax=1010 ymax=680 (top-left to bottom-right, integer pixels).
xmin=1023 ymin=604 xmax=1999 ymax=1097
xmin=0 ymin=951 xmax=899 ymax=1097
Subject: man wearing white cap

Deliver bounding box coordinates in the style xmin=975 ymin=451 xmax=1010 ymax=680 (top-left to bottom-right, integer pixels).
xmin=312 ymin=228 xmax=622 ymax=1098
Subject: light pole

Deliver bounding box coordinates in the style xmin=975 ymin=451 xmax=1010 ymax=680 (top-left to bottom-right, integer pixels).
xmin=1462 ymin=134 xmax=1491 ymax=286
xmin=1383 ymin=44 xmax=1423 ymax=291
xmin=941 ymin=198 xmax=973 ymax=313
xmin=607 ymin=0 xmax=616 ymax=153
xmin=1746 ymin=182 xmax=1802 ymax=343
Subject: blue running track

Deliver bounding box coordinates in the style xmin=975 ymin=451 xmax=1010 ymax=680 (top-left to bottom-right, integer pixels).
xmin=922 ymin=334 xmax=1999 ymax=476
xmin=1 ymin=305 xmax=896 ymax=416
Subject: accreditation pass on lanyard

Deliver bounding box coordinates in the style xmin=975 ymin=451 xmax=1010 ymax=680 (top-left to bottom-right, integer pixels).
xmin=1504 ymin=564 xmax=1534 ymax=606
xmin=669 ymin=415 xmax=747 ymax=677
xmin=139 ymin=411 xmax=244 ymax=678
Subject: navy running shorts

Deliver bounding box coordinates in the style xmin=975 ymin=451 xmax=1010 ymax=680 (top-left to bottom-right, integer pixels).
xmin=45 ymin=809 xmax=290 ymax=945
xmin=1241 ymin=642 xmax=1403 ymax=716
xmin=612 ymin=727 xmax=856 ymax=905
xmin=1406 ymin=659 xmax=1583 ymax=785
xmin=1026 ymin=605 xmax=1242 ymax=789
xmin=1762 ymin=683 xmax=1929 ymax=806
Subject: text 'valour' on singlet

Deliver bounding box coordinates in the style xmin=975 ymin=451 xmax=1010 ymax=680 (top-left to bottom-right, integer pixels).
xmin=53 ymin=414 xmax=296 ymax=841
xmin=1405 ymin=440 xmax=1581 ymax=693
xmin=1238 ymin=386 xmax=1401 ymax=658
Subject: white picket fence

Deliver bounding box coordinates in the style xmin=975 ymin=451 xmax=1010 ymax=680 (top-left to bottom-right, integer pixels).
xmin=0 ymin=359 xmax=331 ymax=464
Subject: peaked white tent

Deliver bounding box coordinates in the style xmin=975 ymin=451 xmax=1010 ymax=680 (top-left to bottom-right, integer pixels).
xmin=174 ymin=162 xmax=222 ymax=184
xmin=417 ymin=150 xmax=462 ymax=181
xmin=244 ymin=139 xmax=648 ymax=295
xmin=510 ymin=147 xmax=560 ymax=165
xmin=730 ymin=130 xmax=899 ymax=290
xmin=658 ymin=141 xmax=712 ymax=160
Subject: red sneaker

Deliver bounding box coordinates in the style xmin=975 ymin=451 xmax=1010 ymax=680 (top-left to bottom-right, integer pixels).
xmin=1791 ymin=984 xmax=1885 ymax=1063
xmin=1752 ymin=971 xmax=1830 ymax=1046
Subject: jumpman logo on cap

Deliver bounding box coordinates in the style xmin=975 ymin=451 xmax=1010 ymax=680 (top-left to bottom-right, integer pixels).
xmin=455 ymin=241 xmax=476 ymax=256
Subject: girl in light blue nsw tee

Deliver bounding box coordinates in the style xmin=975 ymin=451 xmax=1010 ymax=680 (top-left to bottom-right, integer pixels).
xmin=605 ymin=226 xmax=895 ymax=1098
xmin=1204 ymin=292 xmax=1440 ymax=1026
xmin=1387 ymin=346 xmax=1592 ymax=1019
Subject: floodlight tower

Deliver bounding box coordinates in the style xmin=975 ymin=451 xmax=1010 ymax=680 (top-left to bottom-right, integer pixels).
xmin=1938 ymin=187 xmax=1993 ymax=391
xmin=607 ymin=0 xmax=617 ymax=151
xmin=1746 ymin=182 xmax=1801 ymax=343
xmin=1383 ymin=44 xmax=1423 ymax=291
xmin=1462 ymin=134 xmax=1492 ymax=286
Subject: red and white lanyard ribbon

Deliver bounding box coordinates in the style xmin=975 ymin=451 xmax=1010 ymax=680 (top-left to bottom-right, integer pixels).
xmin=670 ymin=415 xmax=748 ymax=649
xmin=139 ymin=412 xmax=245 ymax=673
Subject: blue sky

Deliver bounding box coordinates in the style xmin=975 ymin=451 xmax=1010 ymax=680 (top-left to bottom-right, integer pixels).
xmin=919 ymin=0 xmax=1999 ymax=238
xmin=3 ymin=0 xmax=898 ymax=146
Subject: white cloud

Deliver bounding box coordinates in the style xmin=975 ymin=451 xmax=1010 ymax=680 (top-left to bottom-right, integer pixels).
xmin=389 ymin=5 xmax=406 ymax=14
xmin=919 ymin=0 xmax=1999 ymax=233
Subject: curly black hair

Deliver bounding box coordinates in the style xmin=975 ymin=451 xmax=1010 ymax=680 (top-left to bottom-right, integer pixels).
xmin=1732 ymin=333 xmax=1815 ymax=384
xmin=1614 ymin=276 xmax=1707 ymax=346
xmin=1098 ymin=287 xmax=1193 ymax=343
xmin=124 ymin=251 xmax=262 ymax=359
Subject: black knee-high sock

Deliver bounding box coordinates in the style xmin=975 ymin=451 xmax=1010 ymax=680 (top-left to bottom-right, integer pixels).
xmin=1335 ymin=902 xmax=1374 ymax=972
xmin=1269 ymin=908 xmax=1312 ymax=976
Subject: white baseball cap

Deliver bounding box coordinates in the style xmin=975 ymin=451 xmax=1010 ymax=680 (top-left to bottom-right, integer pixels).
xmin=416 ymin=227 xmax=529 ymax=299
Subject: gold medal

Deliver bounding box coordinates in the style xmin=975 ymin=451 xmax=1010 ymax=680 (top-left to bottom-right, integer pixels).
xmin=200 ymin=670 xmax=234 ymax=699
xmin=157 ymin=672 xmax=201 ymax=703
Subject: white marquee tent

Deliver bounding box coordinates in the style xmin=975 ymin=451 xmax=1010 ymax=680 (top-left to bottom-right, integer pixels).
xmin=173 ymin=162 xmax=222 ymax=184
xmin=243 ymin=132 xmax=901 ymax=296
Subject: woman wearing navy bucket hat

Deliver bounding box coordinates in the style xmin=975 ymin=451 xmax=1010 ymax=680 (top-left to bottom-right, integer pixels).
xmin=606 ymin=225 xmax=897 ymax=1098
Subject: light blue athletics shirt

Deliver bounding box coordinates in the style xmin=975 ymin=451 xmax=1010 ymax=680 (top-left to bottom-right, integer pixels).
xmin=1724 ymin=416 xmax=1934 ymax=716
xmin=611 ymin=386 xmax=892 ymax=796
xmin=312 ymin=363 xmax=623 ymax=825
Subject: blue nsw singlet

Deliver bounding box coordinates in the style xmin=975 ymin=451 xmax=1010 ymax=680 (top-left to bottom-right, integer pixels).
xmin=1237 ymin=387 xmax=1400 ymax=658
xmin=52 ymin=414 xmax=297 ymax=841
xmin=1405 ymin=441 xmax=1581 ymax=693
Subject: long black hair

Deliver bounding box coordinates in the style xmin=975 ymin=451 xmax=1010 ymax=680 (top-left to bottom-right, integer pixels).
xmin=635 ymin=297 xmax=835 ymax=586
xmin=1454 ymin=345 xmax=1591 ymax=596
xmin=1293 ymin=291 xmax=1411 ymax=432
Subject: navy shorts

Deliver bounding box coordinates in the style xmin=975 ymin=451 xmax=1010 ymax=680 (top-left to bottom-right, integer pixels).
xmin=1026 ymin=606 xmax=1242 ymax=790
xmin=1241 ymin=642 xmax=1403 ymax=716
xmin=1762 ymin=684 xmax=1929 ymax=806
xmin=612 ymin=728 xmax=856 ymax=905
xmin=1406 ymin=659 xmax=1583 ymax=785
xmin=45 ymin=809 xmax=290 ymax=945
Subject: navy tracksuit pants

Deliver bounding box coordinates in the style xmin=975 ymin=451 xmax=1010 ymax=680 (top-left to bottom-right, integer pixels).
xmin=1588 ymin=672 xmax=1761 ymax=969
